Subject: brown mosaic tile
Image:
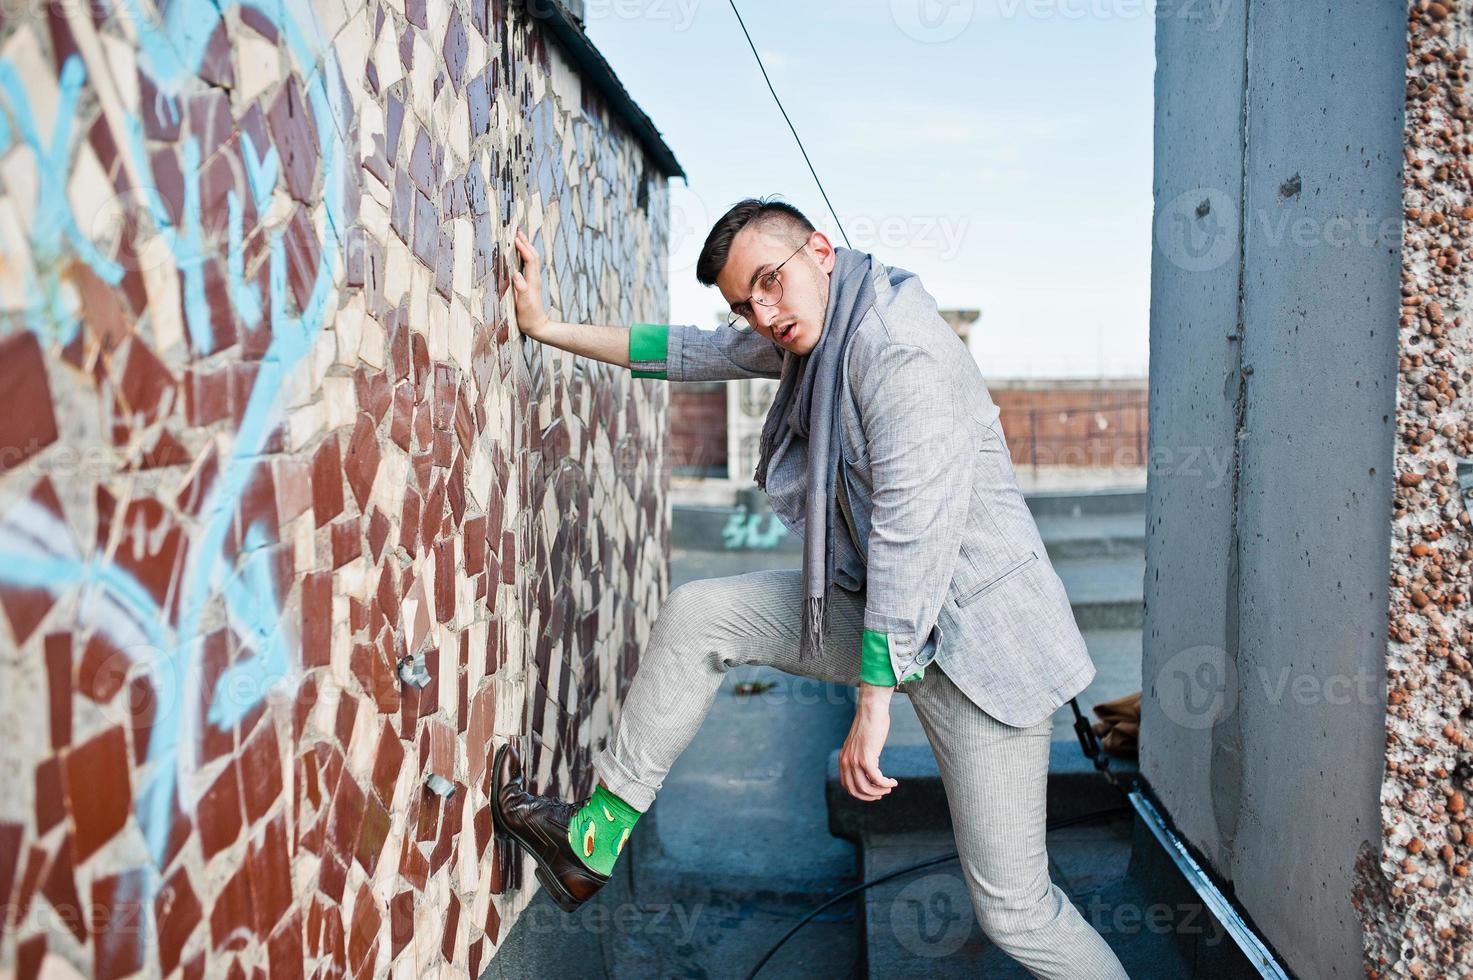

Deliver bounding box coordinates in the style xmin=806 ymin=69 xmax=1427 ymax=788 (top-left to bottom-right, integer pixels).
xmin=466 ymin=683 xmax=497 ymax=791
xmin=274 ymin=457 xmax=313 ymax=524
xmin=344 ymin=413 xmax=380 ymax=512
xmin=61 ymin=726 xmax=130 ymax=862
xmin=434 ymin=537 xmax=456 ymax=623
xmin=196 ymin=630 xmax=236 ymax=766
xmin=427 ymin=791 xmax=463 ymax=874
xmin=110 ymin=497 xmax=186 ymax=611
xmin=34 ymin=757 xmax=65 ymax=836
xmin=267 ymin=77 xmax=319 ymax=203
xmin=43 ymin=634 xmax=71 ymax=751
xmin=346 ymin=883 xmax=380 ymax=976
xmin=369 ymin=638 xmax=400 ymax=714
xmin=90 ymin=869 xmax=147 ymax=980
xmin=325 ymin=907 xmax=350 ymax=972
xmin=41 ymin=834 xmax=86 ymax=943
xmin=370 ymin=722 xmax=404 ymax=805
xmin=328 ymin=769 xmax=366 ymax=862
xmin=239 ymin=3 xmax=278 ymax=39
xmin=353 ymin=368 xmax=391 ymax=424
xmin=208 ymin=860 xmax=256 ymax=952
xmin=11 ymin=844 xmax=45 ymax=934
xmin=469 ymin=937 xmax=484 ymax=978
xmin=154 ymin=865 xmax=202 ymax=976
xmin=148 ymin=147 xmax=185 ymax=228
xmin=239 ymin=718 xmax=283 ymax=825
xmin=354 ymin=793 xmax=391 ymax=875
xmin=72 ymin=261 xmax=129 ymax=354
xmin=197 ymin=759 xmax=243 ymax=860
xmin=267 ymin=912 xmax=305 ymax=980
xmin=0 ymin=822 xmax=20 ymax=941
xmin=301 ymin=571 xmax=331 ymax=668
xmin=15 ymin=934 xmax=45 ymax=980
xmin=366 ymin=508 xmax=391 ymax=563
xmin=397 ymin=818 xmax=429 ymax=890
xmin=248 ymin=815 xmax=292 ymax=937
xmin=389 ymin=890 xmax=414 ymax=960
xmin=484 ymin=895 xmax=501 ymax=944
xmin=305 ymin=898 xmax=324 ymax=958
xmin=411 ymin=189 xmax=438 ymax=266
xmin=331 ymin=518 xmax=362 ymax=569
xmin=440 ymin=893 xmax=460 ymax=964
xmin=198 ymin=19 xmax=235 ymax=87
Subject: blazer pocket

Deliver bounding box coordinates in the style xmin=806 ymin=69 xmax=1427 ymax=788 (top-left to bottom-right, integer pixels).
xmin=952 ymin=549 xmax=1040 ymax=607
xmin=841 ymin=427 xmax=868 ymax=468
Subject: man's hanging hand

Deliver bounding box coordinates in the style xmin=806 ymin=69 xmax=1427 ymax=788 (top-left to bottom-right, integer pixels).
xmin=839 ymin=690 xmax=898 ymax=802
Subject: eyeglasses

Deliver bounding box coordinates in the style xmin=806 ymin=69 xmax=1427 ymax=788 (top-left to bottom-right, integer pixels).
xmin=727 ymin=240 xmax=808 ymax=330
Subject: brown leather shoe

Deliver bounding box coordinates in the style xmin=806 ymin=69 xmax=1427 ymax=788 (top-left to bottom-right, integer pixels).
xmin=491 ymin=741 xmax=610 ymax=912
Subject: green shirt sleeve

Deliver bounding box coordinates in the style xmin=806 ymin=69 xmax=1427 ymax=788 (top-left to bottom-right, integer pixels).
xmin=629 ymin=322 xmax=669 ymax=379
xmin=860 ymin=628 xmax=925 ymax=687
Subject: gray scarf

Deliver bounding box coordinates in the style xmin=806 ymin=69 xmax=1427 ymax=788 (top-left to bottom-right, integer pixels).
xmin=753 ymin=246 xmax=876 ymax=663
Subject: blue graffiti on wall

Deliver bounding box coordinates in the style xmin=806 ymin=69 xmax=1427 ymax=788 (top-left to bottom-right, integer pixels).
xmin=0 ymin=0 xmax=349 ymax=928
xmin=0 ymin=55 xmax=124 ymax=345
xmin=721 ymin=507 xmax=789 ymax=550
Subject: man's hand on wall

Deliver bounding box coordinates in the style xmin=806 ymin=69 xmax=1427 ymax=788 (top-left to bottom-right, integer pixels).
xmin=511 ymin=228 xmax=551 ymax=338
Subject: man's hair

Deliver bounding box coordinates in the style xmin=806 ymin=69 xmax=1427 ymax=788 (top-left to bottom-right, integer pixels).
xmin=695 ymin=197 xmax=816 ymax=287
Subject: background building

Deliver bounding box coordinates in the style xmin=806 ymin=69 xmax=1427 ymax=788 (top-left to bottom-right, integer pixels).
xmin=670 ymin=308 xmax=1148 ymax=492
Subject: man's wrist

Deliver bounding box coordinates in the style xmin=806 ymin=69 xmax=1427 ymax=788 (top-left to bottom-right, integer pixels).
xmin=858 ymin=683 xmax=893 ymax=711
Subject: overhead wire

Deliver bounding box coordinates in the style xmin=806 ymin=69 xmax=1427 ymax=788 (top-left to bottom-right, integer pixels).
xmin=725 ymin=0 xmax=851 ymax=248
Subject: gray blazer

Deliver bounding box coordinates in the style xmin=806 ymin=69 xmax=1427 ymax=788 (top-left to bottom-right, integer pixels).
xmin=631 ymin=258 xmax=1095 ymax=727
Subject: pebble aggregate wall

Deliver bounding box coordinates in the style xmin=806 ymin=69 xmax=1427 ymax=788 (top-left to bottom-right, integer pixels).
xmin=0 ymin=0 xmax=676 ymax=976
xmin=1355 ymin=3 xmax=1473 ymax=976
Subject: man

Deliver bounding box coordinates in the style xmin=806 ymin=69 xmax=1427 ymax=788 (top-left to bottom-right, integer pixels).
xmin=492 ymin=198 xmax=1129 ymax=978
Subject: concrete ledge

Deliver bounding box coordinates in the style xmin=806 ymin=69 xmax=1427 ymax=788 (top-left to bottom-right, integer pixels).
xmin=826 ymin=740 xmax=1140 ymax=843
xmin=674 ymin=488 xmax=1146 ymax=554
xmin=1024 ymin=488 xmax=1147 ymax=518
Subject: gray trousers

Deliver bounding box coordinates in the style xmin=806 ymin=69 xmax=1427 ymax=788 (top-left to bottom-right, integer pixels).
xmin=592 ymin=568 xmax=1130 ymax=979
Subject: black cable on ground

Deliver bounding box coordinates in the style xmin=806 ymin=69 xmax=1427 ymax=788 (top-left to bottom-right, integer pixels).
xmin=744 ymin=696 xmax=1140 ymax=979
xmin=742 ymin=802 xmax=1134 ymax=980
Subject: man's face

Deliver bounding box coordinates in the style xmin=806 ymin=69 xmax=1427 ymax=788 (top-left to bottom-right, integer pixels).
xmin=714 ymin=223 xmax=836 ymax=357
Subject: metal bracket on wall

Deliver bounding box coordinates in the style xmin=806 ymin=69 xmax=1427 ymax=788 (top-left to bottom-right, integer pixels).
xmin=1129 ymin=791 xmax=1291 ymax=978
xmin=398 ymin=651 xmax=432 ymax=689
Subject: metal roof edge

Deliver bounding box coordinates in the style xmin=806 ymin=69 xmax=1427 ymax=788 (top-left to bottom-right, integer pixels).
xmin=522 ymin=0 xmax=687 ymax=181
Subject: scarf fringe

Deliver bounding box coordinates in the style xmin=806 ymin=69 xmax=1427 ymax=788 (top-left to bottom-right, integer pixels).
xmin=801 ymin=593 xmax=827 ymax=662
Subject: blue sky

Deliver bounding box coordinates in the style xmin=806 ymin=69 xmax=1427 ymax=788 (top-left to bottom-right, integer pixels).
xmin=584 ymin=0 xmax=1155 ymax=378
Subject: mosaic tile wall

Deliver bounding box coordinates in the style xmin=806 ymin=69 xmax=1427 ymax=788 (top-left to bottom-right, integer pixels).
xmin=0 ymin=1 xmax=674 ymax=976
xmin=1355 ymin=3 xmax=1473 ymax=975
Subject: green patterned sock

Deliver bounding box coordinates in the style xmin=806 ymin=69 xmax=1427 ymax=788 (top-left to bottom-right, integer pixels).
xmin=567 ymin=783 xmax=641 ymax=876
